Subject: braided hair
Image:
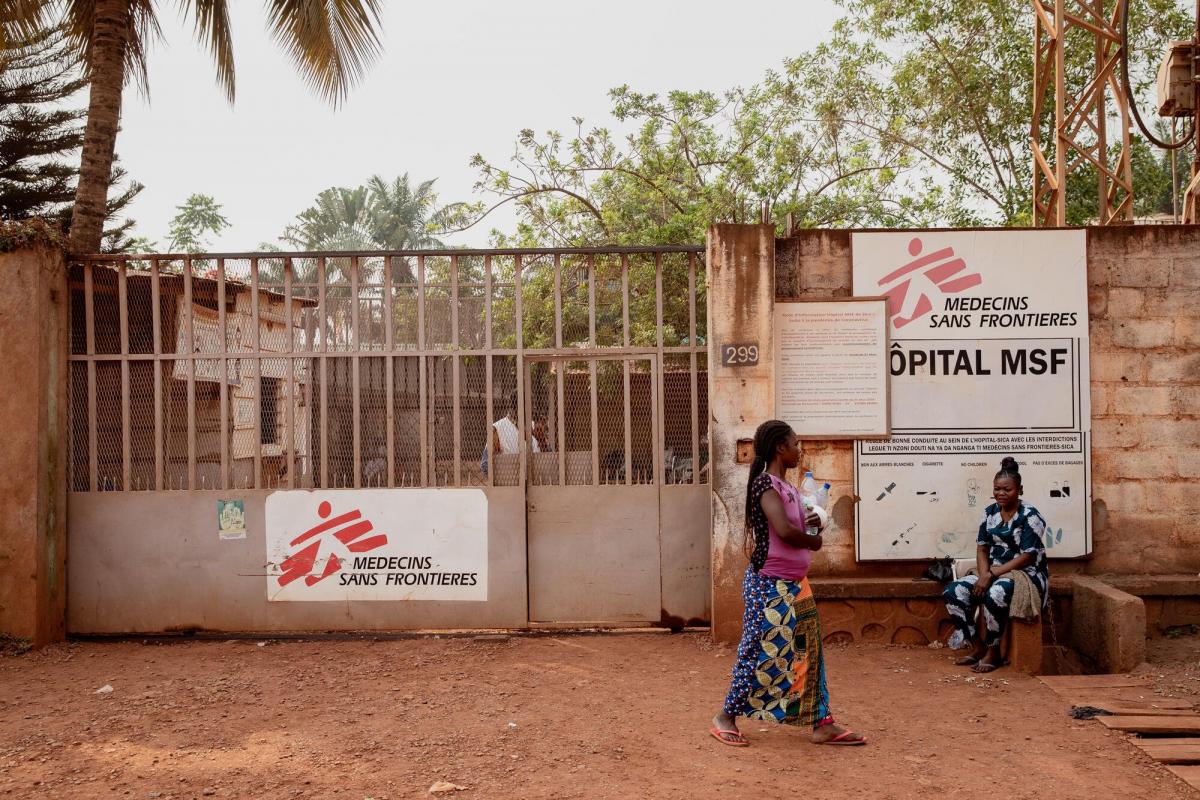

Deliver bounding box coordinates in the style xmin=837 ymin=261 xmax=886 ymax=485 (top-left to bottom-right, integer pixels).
xmin=743 ymin=420 xmax=795 ymax=562
xmin=995 ymin=456 xmax=1022 ymax=488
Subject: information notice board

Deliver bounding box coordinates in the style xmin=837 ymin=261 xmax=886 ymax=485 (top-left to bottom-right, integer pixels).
xmin=851 ymin=230 xmax=1091 ymax=560
xmin=774 ymin=299 xmax=891 ymax=439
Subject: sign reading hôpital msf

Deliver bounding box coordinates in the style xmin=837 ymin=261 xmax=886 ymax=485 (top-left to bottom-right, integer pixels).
xmin=851 ymin=230 xmax=1091 ymax=560
xmin=265 ymin=489 xmax=487 ymax=601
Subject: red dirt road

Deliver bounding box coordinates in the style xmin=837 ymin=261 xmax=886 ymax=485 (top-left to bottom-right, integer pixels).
xmin=0 ymin=634 xmax=1191 ymax=799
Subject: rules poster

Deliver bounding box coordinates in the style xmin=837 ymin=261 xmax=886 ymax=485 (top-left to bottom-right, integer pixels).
xmin=852 ymin=230 xmax=1090 ymax=560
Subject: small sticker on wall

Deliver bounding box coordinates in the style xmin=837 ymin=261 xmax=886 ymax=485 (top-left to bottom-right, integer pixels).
xmin=218 ymin=499 xmax=247 ymax=541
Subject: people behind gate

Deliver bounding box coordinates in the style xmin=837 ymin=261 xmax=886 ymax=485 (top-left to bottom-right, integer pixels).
xmin=710 ymin=420 xmax=866 ymax=748
xmin=480 ymin=394 xmax=550 ymax=477
xmin=942 ymin=456 xmax=1051 ymax=674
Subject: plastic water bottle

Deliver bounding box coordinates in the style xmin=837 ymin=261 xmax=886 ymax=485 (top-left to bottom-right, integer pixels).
xmin=817 ymin=482 xmax=831 ymax=510
xmin=800 ymin=471 xmax=819 ymax=535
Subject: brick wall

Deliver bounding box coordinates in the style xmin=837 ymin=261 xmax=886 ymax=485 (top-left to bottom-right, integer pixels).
xmin=775 ymin=226 xmax=1200 ymax=579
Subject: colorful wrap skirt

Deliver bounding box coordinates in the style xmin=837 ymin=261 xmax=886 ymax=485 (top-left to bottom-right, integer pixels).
xmin=723 ymin=567 xmax=832 ymax=727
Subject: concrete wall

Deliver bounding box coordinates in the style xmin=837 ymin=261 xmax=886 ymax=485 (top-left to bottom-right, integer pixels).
xmin=0 ymin=246 xmax=68 ymax=645
xmin=67 ymin=488 xmax=528 ymax=633
xmin=707 ymin=224 xmax=776 ymax=643
xmin=709 ymin=225 xmax=1200 ymax=641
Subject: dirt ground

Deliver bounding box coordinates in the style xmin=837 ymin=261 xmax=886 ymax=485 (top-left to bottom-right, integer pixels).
xmin=0 ymin=633 xmax=1194 ymax=800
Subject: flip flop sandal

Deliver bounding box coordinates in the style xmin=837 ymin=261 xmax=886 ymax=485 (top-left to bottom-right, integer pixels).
xmin=972 ymin=660 xmax=1004 ymax=674
xmin=709 ymin=727 xmax=750 ymax=747
xmin=954 ymin=656 xmax=980 ymax=666
xmin=818 ymin=729 xmax=867 ymax=746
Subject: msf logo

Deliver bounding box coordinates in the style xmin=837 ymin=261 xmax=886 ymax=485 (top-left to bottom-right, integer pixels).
xmin=878 ymin=237 xmax=982 ymax=329
xmin=277 ymin=500 xmax=388 ymax=588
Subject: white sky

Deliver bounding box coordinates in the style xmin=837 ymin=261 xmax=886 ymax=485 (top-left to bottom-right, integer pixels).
xmin=118 ymin=1 xmax=843 ymax=251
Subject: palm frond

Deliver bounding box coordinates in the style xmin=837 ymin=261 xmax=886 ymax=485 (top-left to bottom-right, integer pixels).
xmin=264 ymin=0 xmax=382 ymax=107
xmin=0 ymin=0 xmax=50 ymax=50
xmin=179 ymin=0 xmax=235 ymax=101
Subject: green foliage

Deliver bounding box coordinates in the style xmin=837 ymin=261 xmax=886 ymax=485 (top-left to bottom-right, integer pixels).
xmin=0 ymin=26 xmax=142 ymax=251
xmin=0 ymin=217 xmax=64 ymax=253
xmin=166 ymin=193 xmax=229 ymax=253
xmin=281 ymin=173 xmax=446 ymax=252
xmin=830 ymin=0 xmax=1192 ymax=225
xmin=456 ymin=75 xmax=936 ymax=248
xmin=459 ymin=0 xmax=1194 ymax=240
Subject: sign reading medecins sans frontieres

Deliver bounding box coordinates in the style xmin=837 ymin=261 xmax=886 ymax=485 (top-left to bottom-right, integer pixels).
xmin=265 ymin=489 xmax=488 ymax=601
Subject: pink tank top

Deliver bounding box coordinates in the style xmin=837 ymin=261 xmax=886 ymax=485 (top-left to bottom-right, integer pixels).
xmin=760 ymin=473 xmax=814 ymax=581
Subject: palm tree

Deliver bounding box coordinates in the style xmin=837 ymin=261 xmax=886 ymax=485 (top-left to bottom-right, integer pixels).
xmin=61 ymin=0 xmax=384 ymax=255
xmin=365 ymin=174 xmax=443 ymax=250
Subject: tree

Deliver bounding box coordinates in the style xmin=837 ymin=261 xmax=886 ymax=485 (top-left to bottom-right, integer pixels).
xmin=456 ymin=80 xmax=935 ymax=249
xmin=825 ymin=0 xmax=1192 ymax=225
xmin=281 ymin=173 xmax=446 ymax=251
xmin=166 ymin=193 xmax=229 ymax=253
xmin=0 ymin=25 xmax=142 ymax=251
xmin=61 ymin=0 xmax=385 ymax=255
xmin=461 ymin=0 xmax=1191 ymax=240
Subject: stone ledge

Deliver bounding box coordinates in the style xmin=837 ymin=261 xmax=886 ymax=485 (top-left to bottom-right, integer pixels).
xmin=810 ymin=573 xmax=1200 ymax=600
xmin=809 ymin=576 xmax=1075 ymax=599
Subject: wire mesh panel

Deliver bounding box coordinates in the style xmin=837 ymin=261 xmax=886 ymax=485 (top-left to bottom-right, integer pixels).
xmin=460 ymin=355 xmax=489 ymax=486
xmin=392 ymin=356 xmax=422 ymax=485
xmin=562 ymin=361 xmax=594 ymax=485
xmin=68 ymin=247 xmax=705 ymax=493
xmin=358 ymin=356 xmax=388 ymax=487
xmin=526 ymin=360 xmax=559 ymax=486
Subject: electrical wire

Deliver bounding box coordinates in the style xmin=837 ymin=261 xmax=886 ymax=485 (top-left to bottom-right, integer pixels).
xmin=1119 ymin=0 xmax=1196 ymax=150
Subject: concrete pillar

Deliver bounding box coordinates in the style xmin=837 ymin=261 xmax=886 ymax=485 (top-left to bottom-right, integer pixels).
xmin=707 ymin=224 xmax=775 ymax=643
xmin=0 ymin=245 xmax=68 ymax=646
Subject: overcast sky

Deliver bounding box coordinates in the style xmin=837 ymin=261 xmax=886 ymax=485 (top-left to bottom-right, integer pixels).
xmin=117 ymin=1 xmax=843 ymax=251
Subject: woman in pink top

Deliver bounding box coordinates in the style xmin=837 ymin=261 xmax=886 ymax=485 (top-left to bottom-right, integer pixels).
xmin=710 ymin=420 xmax=867 ymax=747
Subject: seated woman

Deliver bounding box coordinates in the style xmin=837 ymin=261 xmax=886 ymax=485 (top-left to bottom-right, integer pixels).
xmin=942 ymin=456 xmax=1050 ymax=674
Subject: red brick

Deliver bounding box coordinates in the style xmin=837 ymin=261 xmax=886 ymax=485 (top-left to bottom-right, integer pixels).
xmin=1172 ymin=256 xmax=1200 ymax=287
xmin=1111 ymin=257 xmax=1170 ymax=288
xmin=1177 ymin=317 xmax=1200 ymax=348
xmin=1098 ymin=449 xmax=1176 ymax=480
xmin=1091 ymin=352 xmax=1145 ymax=383
xmin=1087 ymin=257 xmax=1113 ymax=287
xmin=1141 ymin=419 xmax=1200 ymax=447
xmin=1144 ymin=288 xmax=1200 ymax=317
xmin=1172 ymin=388 xmax=1200 ymax=415
xmin=1112 ymin=319 xmax=1174 ymax=349
xmin=1147 ymin=353 xmax=1200 ymax=384
xmin=1179 ymin=450 xmax=1200 ymax=479
xmin=1092 ymin=480 xmax=1147 ymax=512
xmin=1092 ymin=418 xmax=1141 ymax=448
xmin=1113 ymin=386 xmax=1173 ymax=416
xmin=1160 ymin=481 xmax=1200 ymax=511
xmin=1107 ymin=288 xmax=1145 ymax=317
xmin=1104 ymin=510 xmax=1176 ymax=540
xmin=1090 ymin=385 xmax=1115 ymax=415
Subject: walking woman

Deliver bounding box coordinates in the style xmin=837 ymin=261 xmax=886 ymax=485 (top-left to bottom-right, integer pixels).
xmin=710 ymin=420 xmax=867 ymax=747
xmin=942 ymin=456 xmax=1050 ymax=673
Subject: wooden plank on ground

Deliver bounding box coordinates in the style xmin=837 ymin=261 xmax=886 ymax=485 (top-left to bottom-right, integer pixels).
xmin=1168 ymin=765 xmax=1200 ymax=789
xmin=1133 ymin=742 xmax=1200 ymax=764
xmin=1084 ymin=707 xmax=1196 ymax=716
xmin=1098 ymin=716 xmax=1200 ymax=734
xmin=1040 ymin=675 xmax=1147 ymax=691
xmin=1063 ymin=692 xmax=1193 ymax=709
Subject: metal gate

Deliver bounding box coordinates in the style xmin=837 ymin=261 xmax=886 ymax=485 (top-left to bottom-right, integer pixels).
xmin=66 ymin=247 xmax=709 ymax=631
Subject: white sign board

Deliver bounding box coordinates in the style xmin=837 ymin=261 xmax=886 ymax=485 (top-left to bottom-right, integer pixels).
xmin=774 ymin=299 xmax=891 ymax=438
xmin=852 ymin=230 xmax=1090 ymax=560
xmin=265 ymin=489 xmax=488 ymax=601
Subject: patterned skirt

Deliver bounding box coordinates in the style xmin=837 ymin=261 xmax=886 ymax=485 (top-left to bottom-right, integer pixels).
xmin=723 ymin=567 xmax=832 ymax=727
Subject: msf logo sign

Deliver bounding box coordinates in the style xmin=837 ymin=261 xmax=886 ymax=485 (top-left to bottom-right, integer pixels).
xmin=277 ymin=500 xmax=388 ymax=588
xmin=877 ymin=237 xmax=982 ymax=329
